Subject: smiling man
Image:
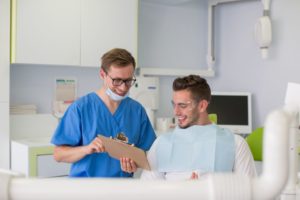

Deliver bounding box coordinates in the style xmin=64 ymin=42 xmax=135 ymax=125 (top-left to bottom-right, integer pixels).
xmin=141 ymin=75 xmax=256 ymax=180
xmin=51 ymin=48 xmax=156 ymax=177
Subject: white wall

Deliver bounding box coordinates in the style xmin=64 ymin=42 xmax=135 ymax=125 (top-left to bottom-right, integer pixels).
xmin=0 ymin=0 xmax=11 ymax=169
xmin=138 ymin=0 xmax=300 ymax=130
xmin=10 ymin=64 xmax=101 ymax=113
xmin=138 ymin=0 xmax=208 ymax=70
xmin=211 ymin=0 xmax=300 ymax=129
xmin=10 ymin=0 xmax=300 ymax=132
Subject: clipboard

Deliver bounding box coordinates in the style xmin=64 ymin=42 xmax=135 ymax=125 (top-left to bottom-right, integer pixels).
xmin=98 ymin=135 xmax=151 ymax=170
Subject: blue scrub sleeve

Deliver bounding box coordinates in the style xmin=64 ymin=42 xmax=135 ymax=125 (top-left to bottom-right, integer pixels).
xmin=51 ymin=102 xmax=82 ymax=146
xmin=135 ymin=109 xmax=156 ymax=151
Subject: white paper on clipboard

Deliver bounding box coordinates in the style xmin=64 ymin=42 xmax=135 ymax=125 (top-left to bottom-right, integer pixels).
xmin=98 ymin=135 xmax=151 ymax=170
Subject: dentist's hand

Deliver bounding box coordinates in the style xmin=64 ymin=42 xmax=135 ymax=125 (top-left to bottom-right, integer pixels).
xmin=85 ymin=137 xmax=105 ymax=155
xmin=120 ymin=157 xmax=137 ymax=173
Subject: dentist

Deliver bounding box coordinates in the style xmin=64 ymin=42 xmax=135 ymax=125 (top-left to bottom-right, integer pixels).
xmin=51 ymin=48 xmax=156 ymax=177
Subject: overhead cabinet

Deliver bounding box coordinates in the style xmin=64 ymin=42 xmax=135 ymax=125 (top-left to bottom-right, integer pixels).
xmin=15 ymin=0 xmax=81 ymax=65
xmin=81 ymin=0 xmax=138 ymax=67
xmin=13 ymin=0 xmax=138 ymax=67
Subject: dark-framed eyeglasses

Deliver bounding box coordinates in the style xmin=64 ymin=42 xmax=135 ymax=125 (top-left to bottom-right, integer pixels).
xmin=106 ymin=73 xmax=136 ymax=87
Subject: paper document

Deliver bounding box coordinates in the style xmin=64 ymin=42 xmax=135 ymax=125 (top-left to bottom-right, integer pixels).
xmin=98 ymin=135 xmax=150 ymax=170
xmin=55 ymin=78 xmax=77 ymax=101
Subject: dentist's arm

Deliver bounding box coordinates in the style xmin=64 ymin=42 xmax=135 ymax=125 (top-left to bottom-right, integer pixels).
xmin=53 ymin=137 xmax=105 ymax=163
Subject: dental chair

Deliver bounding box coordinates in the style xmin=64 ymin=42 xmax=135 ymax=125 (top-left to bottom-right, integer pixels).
xmin=208 ymin=113 xmax=217 ymax=124
xmin=246 ymin=127 xmax=264 ymax=175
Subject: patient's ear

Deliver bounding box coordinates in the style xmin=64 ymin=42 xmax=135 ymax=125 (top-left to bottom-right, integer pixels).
xmin=198 ymin=100 xmax=209 ymax=113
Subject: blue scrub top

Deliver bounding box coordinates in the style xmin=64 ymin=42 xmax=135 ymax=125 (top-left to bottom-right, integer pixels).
xmin=51 ymin=92 xmax=156 ymax=177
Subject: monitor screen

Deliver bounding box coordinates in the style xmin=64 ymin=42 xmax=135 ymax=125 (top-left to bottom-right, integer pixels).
xmin=207 ymin=92 xmax=252 ymax=134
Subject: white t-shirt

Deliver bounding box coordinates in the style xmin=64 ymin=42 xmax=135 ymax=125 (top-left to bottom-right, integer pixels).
xmin=141 ymin=134 xmax=257 ymax=180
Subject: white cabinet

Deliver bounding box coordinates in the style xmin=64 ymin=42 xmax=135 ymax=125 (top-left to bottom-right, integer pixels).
xmin=0 ymin=0 xmax=10 ymax=169
xmin=80 ymin=0 xmax=138 ymax=67
xmin=14 ymin=0 xmax=138 ymax=67
xmin=15 ymin=0 xmax=81 ymax=65
xmin=0 ymin=0 xmax=10 ymax=102
xmin=37 ymin=155 xmax=70 ymax=177
xmin=11 ymin=138 xmax=71 ymax=177
xmin=10 ymin=115 xmax=69 ymax=177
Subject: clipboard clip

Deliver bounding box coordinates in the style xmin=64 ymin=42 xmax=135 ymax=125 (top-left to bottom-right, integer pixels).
xmin=115 ymin=132 xmax=128 ymax=143
xmin=114 ymin=133 xmax=134 ymax=146
xmin=99 ymin=133 xmax=134 ymax=146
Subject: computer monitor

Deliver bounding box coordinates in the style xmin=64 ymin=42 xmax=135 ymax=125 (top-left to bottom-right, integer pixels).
xmin=207 ymin=92 xmax=252 ymax=134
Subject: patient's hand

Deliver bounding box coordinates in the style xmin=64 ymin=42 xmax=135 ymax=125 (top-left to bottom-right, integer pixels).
xmin=190 ymin=172 xmax=199 ymax=180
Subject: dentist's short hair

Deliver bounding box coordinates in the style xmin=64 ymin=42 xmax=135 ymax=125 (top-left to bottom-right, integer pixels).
xmin=101 ymin=48 xmax=136 ymax=72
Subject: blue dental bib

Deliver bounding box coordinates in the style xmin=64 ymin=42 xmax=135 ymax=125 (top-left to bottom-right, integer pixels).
xmin=156 ymin=124 xmax=235 ymax=173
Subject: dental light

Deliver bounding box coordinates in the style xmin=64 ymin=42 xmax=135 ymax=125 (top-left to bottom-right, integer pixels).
xmin=255 ymin=0 xmax=272 ymax=59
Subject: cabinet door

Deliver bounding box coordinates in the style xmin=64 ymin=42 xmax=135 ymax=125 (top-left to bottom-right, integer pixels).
xmin=37 ymin=154 xmax=70 ymax=177
xmin=0 ymin=0 xmax=9 ymax=102
xmin=81 ymin=0 xmax=138 ymax=67
xmin=15 ymin=0 xmax=81 ymax=65
xmin=0 ymin=0 xmax=10 ymax=169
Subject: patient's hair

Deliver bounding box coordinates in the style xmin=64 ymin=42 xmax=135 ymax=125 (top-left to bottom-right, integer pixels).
xmin=173 ymin=75 xmax=211 ymax=103
xmin=101 ymin=48 xmax=136 ymax=72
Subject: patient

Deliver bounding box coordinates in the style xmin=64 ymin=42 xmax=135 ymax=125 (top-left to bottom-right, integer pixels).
xmin=141 ymin=75 xmax=256 ymax=180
